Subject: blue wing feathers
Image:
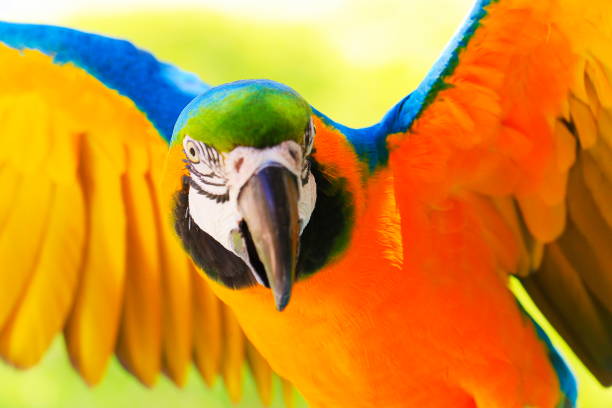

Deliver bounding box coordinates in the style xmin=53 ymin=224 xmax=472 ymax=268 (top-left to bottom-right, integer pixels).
xmin=384 ymin=0 xmax=494 ymax=134
xmin=312 ymin=107 xmax=386 ymax=171
xmin=0 ymin=21 xmax=208 ymax=142
xmin=0 ymin=2 xmax=495 ymax=166
xmin=314 ymin=0 xmax=496 ymax=171
xmin=0 ymin=21 xmax=384 ymax=171
xmin=515 ymin=301 xmax=578 ymax=407
xmin=531 ymin=319 xmax=578 ymax=407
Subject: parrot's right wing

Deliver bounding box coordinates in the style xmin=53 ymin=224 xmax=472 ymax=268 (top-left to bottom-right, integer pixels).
xmin=0 ymin=22 xmax=290 ymax=406
xmin=366 ymin=0 xmax=612 ymax=389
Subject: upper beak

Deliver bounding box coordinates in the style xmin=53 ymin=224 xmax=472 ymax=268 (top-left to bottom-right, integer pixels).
xmin=237 ymin=163 xmax=300 ymax=311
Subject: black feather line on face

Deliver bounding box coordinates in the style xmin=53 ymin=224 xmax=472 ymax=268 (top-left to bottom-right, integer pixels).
xmin=187 ymin=162 xmax=229 ymax=202
xmin=301 ymin=158 xmax=311 ymax=186
xmin=196 ymin=178 xmax=227 ymax=188
xmin=189 ymin=178 xmax=229 ymax=203
xmin=187 ymin=163 xmax=218 ymax=179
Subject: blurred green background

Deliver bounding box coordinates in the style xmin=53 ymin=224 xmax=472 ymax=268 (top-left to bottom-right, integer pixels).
xmin=1 ymin=0 xmax=611 ymax=407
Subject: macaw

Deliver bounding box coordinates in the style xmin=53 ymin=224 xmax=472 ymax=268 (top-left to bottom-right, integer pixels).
xmin=0 ymin=0 xmax=611 ymax=407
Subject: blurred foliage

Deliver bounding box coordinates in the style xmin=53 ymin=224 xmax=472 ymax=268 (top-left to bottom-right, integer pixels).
xmin=0 ymin=338 xmax=298 ymax=408
xmin=1 ymin=2 xmax=611 ymax=407
xmin=66 ymin=1 xmax=469 ymax=127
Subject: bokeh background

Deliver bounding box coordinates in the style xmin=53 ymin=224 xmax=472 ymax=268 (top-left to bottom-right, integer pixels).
xmin=1 ymin=0 xmax=611 ymax=407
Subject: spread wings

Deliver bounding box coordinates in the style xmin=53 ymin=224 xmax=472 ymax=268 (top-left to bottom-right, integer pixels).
xmin=0 ymin=22 xmax=292 ymax=406
xmin=374 ymin=0 xmax=612 ymax=387
xmin=3 ymin=0 xmax=612 ymax=402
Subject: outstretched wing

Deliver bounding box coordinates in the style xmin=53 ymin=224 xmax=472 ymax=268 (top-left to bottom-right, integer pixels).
xmin=370 ymin=0 xmax=612 ymax=387
xmin=0 ymin=22 xmax=289 ymax=405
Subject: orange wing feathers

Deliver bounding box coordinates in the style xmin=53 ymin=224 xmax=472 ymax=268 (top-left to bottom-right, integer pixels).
xmin=388 ymin=0 xmax=612 ymax=386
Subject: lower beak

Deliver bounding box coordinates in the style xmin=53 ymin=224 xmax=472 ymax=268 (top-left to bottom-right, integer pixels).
xmin=237 ymin=164 xmax=300 ymax=311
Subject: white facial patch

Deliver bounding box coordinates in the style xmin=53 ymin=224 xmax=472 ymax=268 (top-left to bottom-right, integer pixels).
xmin=184 ymin=135 xmax=317 ymax=266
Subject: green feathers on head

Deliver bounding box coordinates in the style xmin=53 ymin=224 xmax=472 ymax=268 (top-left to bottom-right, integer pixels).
xmin=172 ymin=79 xmax=312 ymax=151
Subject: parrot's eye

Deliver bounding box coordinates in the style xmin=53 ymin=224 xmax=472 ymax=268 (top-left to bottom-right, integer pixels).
xmin=185 ymin=140 xmax=200 ymax=163
xmin=184 ymin=137 xmax=228 ymax=203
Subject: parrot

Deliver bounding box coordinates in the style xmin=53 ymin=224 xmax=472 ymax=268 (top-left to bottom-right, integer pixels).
xmin=0 ymin=0 xmax=611 ymax=407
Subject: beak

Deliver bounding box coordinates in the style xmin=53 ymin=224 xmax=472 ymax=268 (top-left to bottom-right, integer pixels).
xmin=237 ymin=163 xmax=300 ymax=311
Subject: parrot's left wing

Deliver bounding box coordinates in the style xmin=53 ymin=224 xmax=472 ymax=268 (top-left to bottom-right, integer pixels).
xmin=365 ymin=0 xmax=612 ymax=388
xmin=0 ymin=22 xmax=290 ymax=405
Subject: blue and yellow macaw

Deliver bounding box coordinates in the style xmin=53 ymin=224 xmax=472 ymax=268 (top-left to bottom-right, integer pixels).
xmin=1 ymin=0 xmax=611 ymax=407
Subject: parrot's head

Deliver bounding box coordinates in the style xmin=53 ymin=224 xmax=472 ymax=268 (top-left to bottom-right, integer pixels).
xmin=171 ymin=79 xmax=318 ymax=311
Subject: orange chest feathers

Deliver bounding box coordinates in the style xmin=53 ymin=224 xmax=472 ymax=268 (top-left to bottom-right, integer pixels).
xmin=207 ymin=121 xmax=560 ymax=408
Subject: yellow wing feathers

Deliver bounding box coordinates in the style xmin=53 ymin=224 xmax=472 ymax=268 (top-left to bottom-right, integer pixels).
xmin=0 ymin=44 xmax=291 ymax=404
xmin=523 ymin=80 xmax=612 ymax=385
xmin=520 ymin=4 xmax=612 ymax=384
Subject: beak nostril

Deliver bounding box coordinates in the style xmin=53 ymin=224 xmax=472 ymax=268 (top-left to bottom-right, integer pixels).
xmin=234 ymin=157 xmax=244 ymax=172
